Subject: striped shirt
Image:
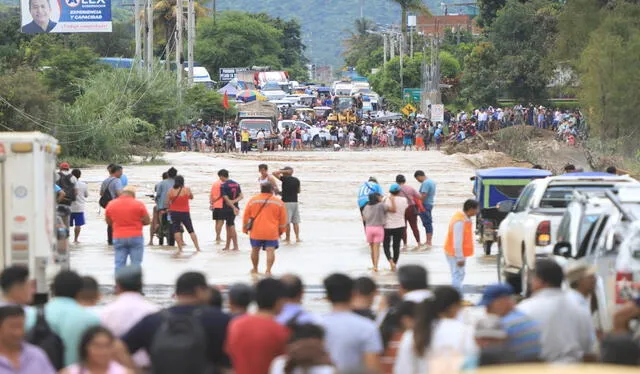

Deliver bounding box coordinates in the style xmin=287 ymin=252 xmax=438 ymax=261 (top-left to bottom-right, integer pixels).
xmin=500 ymin=309 xmax=542 ymax=360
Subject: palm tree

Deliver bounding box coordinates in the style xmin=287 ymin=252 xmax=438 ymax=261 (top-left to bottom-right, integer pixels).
xmin=390 ymin=0 xmax=430 ymax=37
xmin=153 ymin=0 xmax=208 ymax=59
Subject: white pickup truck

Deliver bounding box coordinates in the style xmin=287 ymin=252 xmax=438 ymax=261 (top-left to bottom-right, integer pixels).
xmin=497 ymin=172 xmax=638 ymax=295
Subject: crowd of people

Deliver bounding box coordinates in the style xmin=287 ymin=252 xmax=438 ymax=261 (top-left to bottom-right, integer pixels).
xmin=2 ymin=257 xmax=639 ymax=374
xmin=160 ymin=104 xmax=584 ymax=154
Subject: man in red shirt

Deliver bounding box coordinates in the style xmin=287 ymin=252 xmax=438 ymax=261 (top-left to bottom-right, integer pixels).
xmin=225 ymin=278 xmax=289 ymax=374
xmin=105 ymin=186 xmax=151 ymax=274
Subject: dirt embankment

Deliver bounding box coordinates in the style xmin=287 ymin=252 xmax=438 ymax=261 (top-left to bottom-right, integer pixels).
xmin=444 ymin=126 xmax=591 ymax=174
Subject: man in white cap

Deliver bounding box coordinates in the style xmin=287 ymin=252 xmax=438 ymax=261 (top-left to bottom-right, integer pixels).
xmin=105 ymin=186 xmax=151 ymax=273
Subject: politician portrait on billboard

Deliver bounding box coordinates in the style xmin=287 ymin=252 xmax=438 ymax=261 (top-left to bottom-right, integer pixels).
xmin=22 ymin=0 xmax=58 ymax=33
xmin=21 ymin=0 xmax=112 ymax=33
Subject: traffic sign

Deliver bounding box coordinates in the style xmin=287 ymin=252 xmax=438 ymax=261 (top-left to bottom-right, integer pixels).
xmin=403 ymin=88 xmax=421 ymax=102
xmin=431 ymin=104 xmax=444 ymax=122
xmin=401 ymin=107 xmax=411 ymax=116
xmin=403 ymin=103 xmax=417 ymax=113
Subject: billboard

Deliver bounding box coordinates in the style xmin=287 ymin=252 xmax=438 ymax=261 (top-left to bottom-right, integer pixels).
xmin=431 ymin=104 xmax=445 ymax=122
xmin=219 ymin=67 xmax=249 ymax=83
xmin=21 ymin=0 xmax=111 ymax=34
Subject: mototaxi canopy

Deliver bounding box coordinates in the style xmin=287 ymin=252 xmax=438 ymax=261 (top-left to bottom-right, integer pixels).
xmin=474 ymin=167 xmax=552 ymax=209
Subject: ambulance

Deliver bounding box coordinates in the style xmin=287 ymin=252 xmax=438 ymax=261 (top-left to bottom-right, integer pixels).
xmin=0 ymin=132 xmax=69 ymax=304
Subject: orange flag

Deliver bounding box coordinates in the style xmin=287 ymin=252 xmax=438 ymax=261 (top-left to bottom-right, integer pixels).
xmin=223 ymin=91 xmax=229 ymax=109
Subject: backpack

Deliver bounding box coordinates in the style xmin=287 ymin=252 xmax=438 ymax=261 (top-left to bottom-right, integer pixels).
xmin=149 ymin=309 xmax=209 ymax=374
xmin=99 ymin=178 xmax=115 ymax=208
xmin=26 ymin=308 xmax=65 ymax=370
xmin=56 ymin=173 xmax=76 ymax=205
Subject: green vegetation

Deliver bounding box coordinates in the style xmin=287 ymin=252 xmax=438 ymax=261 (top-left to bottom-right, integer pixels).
xmin=0 ymin=6 xmax=305 ymax=160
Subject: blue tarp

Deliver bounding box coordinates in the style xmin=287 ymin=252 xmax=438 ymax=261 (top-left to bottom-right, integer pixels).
xmin=476 ymin=167 xmax=552 ymax=179
xmin=316 ymin=87 xmax=331 ymax=92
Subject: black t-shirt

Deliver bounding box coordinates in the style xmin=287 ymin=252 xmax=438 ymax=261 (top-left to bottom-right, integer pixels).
xmin=220 ymin=180 xmax=242 ymax=212
xmin=122 ymin=305 xmax=231 ymax=370
xmin=279 ymin=175 xmax=300 ymax=203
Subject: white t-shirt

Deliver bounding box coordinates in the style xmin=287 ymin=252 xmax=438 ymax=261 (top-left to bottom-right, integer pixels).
xmin=384 ymin=196 xmax=408 ymax=229
xmin=393 ymin=319 xmax=477 ymax=374
xmin=270 ymin=357 xmax=335 ymax=374
xmin=71 ymin=180 xmax=89 ymax=213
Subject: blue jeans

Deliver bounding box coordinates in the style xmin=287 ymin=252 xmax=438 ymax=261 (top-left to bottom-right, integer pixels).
xmin=419 ymin=205 xmax=433 ymax=234
xmin=113 ymin=236 xmax=144 ymax=273
xmin=446 ymin=254 xmax=466 ymax=292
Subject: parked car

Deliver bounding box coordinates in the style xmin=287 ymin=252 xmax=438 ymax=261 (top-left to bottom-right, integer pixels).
xmin=497 ymin=172 xmax=638 ymax=295
xmin=277 ymin=120 xmax=329 ymax=147
xmin=553 ymin=184 xmax=640 ymax=332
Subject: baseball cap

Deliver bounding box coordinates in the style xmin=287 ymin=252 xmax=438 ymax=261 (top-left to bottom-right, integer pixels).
xmin=565 ymin=261 xmax=597 ymax=284
xmin=389 ymin=183 xmax=401 ymax=193
xmin=478 ymin=283 xmax=514 ymax=306
xmin=59 ymin=162 xmax=70 ymax=170
xmin=368 ymin=176 xmax=378 ymax=183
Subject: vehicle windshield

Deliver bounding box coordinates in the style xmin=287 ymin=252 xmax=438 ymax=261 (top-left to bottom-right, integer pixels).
xmin=262 ymin=82 xmax=281 ymax=91
xmin=540 ymin=185 xmax=616 ymax=208
xmin=335 ymin=98 xmax=353 ymax=111
xmin=240 ymin=120 xmax=271 ymax=130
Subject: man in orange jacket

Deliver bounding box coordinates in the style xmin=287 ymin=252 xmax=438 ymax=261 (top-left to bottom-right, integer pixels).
xmin=243 ymin=183 xmax=287 ymax=276
xmin=443 ymin=199 xmax=479 ymax=292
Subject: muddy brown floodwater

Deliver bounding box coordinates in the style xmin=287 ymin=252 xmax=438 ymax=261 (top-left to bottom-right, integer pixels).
xmin=73 ymin=149 xmax=499 ymax=308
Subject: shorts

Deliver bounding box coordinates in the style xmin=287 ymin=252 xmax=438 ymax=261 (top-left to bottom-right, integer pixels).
xmin=70 ymin=212 xmax=85 ymax=227
xmin=365 ymin=226 xmax=384 ymax=243
xmin=181 ymin=141 xmax=188 ymax=147
xmin=219 ymin=210 xmax=236 ymax=226
xmin=250 ymin=239 xmax=279 ymax=250
xmin=169 ymin=211 xmax=194 ymax=234
xmin=403 ymin=138 xmax=412 ymax=145
xmin=285 ymin=202 xmax=301 ymax=224
xmin=416 ymin=138 xmax=425 ymax=147
xmin=212 ymin=208 xmax=224 ymax=221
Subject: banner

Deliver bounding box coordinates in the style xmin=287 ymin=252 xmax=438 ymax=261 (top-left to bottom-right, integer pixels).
xmin=219 ymin=67 xmax=249 ymax=83
xmin=21 ymin=0 xmax=112 ymax=34
xmin=431 ymin=104 xmax=445 ymax=122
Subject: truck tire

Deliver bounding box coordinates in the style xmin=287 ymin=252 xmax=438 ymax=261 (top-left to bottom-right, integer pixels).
xmin=313 ymin=135 xmax=322 ymax=148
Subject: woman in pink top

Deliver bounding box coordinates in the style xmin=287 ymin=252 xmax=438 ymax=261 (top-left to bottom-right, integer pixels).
xmin=61 ymin=326 xmax=133 ymax=374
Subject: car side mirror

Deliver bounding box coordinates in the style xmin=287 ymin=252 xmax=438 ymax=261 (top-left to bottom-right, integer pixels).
xmin=497 ymin=200 xmax=514 ymax=213
xmin=553 ymin=242 xmax=572 ymax=258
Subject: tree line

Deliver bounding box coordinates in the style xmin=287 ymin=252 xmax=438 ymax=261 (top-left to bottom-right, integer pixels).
xmin=345 ymin=0 xmax=640 ymax=160
xmin=0 ymin=6 xmax=308 ymax=161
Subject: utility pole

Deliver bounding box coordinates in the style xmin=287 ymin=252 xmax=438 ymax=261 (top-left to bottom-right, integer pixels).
xmin=187 ymin=0 xmax=195 ymax=85
xmin=134 ymin=0 xmax=141 ymax=62
xmin=176 ymin=0 xmax=183 ymax=88
xmin=399 ymin=34 xmax=404 ymax=102
xmin=212 ymin=0 xmax=216 ymax=24
xmin=383 ymin=33 xmax=387 ymax=66
xmin=146 ymin=0 xmax=153 ymax=73
xmin=360 ymin=0 xmax=364 ymax=18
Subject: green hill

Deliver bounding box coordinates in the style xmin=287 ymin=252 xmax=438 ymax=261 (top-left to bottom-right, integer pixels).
xmin=215 ymin=0 xmax=401 ymax=67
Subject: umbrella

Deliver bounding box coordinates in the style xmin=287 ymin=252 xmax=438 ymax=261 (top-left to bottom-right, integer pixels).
xmin=236 ymin=89 xmax=267 ymax=102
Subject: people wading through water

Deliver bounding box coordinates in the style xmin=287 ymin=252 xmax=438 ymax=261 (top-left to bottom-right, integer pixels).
xmin=384 ymin=184 xmax=408 ymax=272
xmin=166 ymin=175 xmax=201 ymax=257
xmin=362 ymin=192 xmax=395 ymax=272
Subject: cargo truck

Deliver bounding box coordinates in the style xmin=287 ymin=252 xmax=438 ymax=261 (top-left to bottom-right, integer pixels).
xmin=0 ymin=132 xmax=69 ymax=304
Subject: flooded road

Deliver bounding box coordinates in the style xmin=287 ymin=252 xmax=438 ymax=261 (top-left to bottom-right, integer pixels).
xmin=73 ymin=149 xmax=499 ymax=306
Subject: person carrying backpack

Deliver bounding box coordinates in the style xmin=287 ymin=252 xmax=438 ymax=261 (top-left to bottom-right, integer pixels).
xmin=121 ymin=272 xmax=231 ymax=374
xmin=56 ymin=162 xmax=78 ymax=206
